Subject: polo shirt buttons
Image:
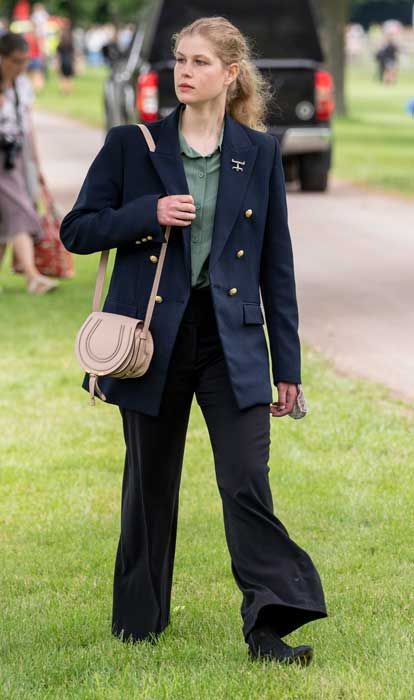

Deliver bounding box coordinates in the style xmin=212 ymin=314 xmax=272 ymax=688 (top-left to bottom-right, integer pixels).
xmin=149 ymin=255 xmax=158 ymax=263
xmin=146 ymin=235 xmax=153 ymax=240
xmin=244 ymin=209 xmax=253 ymax=218
xmin=228 ymin=287 xmax=238 ymax=296
xmin=135 ymin=241 xmax=142 ymax=245
xmin=155 ymin=295 xmax=163 ymax=303
xmin=236 ymin=249 xmax=245 ymax=258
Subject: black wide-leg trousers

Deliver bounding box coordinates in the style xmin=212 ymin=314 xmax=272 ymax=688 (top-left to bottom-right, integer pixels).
xmin=112 ymin=286 xmax=328 ymax=643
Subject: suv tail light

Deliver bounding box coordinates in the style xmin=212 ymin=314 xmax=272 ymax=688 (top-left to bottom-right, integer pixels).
xmin=315 ymin=70 xmax=335 ymax=121
xmin=136 ymin=71 xmax=159 ymax=121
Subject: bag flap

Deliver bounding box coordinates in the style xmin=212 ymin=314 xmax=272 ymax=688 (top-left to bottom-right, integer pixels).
xmin=75 ymin=311 xmax=142 ymax=374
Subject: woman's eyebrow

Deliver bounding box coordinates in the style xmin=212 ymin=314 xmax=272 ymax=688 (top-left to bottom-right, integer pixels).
xmin=176 ymin=51 xmax=210 ymax=60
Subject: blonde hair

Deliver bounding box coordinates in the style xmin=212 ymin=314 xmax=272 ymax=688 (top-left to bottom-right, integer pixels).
xmin=172 ymin=16 xmax=273 ymax=132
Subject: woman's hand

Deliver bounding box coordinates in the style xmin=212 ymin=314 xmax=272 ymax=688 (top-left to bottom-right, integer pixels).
xmin=270 ymin=382 xmax=298 ymax=418
xmin=157 ymin=194 xmax=196 ymax=227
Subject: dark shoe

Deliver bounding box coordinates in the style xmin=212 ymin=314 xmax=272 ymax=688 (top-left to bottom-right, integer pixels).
xmin=247 ymin=623 xmax=313 ymax=666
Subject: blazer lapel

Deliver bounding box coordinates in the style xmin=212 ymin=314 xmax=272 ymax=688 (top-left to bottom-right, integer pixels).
xmin=148 ymin=105 xmax=192 ymax=277
xmin=209 ymin=115 xmax=258 ymax=272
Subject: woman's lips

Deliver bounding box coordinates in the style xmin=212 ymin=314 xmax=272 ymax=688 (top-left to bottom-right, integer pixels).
xmin=179 ymin=85 xmax=194 ymax=91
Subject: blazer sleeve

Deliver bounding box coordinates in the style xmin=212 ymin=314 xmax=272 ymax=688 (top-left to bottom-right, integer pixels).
xmin=59 ymin=127 xmax=166 ymax=254
xmin=260 ymin=136 xmax=301 ymax=385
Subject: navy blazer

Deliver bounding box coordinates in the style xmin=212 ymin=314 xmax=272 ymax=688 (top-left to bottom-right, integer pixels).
xmin=60 ymin=103 xmax=301 ymax=416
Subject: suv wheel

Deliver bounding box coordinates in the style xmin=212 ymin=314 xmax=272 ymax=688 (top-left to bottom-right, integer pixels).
xmin=299 ymin=151 xmax=331 ymax=192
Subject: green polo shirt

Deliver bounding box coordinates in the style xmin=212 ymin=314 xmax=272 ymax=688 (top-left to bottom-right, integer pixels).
xmin=178 ymin=116 xmax=224 ymax=288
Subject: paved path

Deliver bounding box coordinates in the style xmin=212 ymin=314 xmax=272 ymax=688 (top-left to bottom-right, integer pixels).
xmin=33 ymin=110 xmax=105 ymax=212
xmin=287 ymin=183 xmax=413 ymax=401
xmin=33 ymin=110 xmax=414 ymax=403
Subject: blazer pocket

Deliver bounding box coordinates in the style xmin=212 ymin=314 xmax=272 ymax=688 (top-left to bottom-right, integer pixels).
xmin=243 ymin=302 xmax=265 ymax=325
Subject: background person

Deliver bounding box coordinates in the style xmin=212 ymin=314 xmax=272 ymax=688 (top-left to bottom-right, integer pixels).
xmin=56 ymin=24 xmax=75 ymax=95
xmin=25 ymin=23 xmax=46 ymax=92
xmin=101 ymin=25 xmax=121 ymax=68
xmin=375 ymin=37 xmax=399 ymax=84
xmin=0 ymin=31 xmax=58 ymax=294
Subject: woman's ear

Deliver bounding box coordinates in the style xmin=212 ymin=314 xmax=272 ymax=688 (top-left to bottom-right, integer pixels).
xmin=225 ymin=62 xmax=239 ymax=87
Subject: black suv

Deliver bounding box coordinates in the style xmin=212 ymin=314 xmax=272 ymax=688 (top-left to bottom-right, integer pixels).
xmin=104 ymin=0 xmax=334 ymax=191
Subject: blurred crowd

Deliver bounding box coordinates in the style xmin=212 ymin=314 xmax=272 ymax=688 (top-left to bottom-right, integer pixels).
xmin=0 ymin=1 xmax=134 ymax=96
xmin=346 ymin=20 xmax=414 ymax=84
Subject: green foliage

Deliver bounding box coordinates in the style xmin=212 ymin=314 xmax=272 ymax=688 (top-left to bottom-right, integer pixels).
xmin=53 ymin=0 xmax=145 ymax=24
xmin=2 ymin=0 xmax=145 ymax=24
xmin=351 ymin=0 xmax=412 ymax=6
xmin=0 ymin=248 xmax=413 ymax=697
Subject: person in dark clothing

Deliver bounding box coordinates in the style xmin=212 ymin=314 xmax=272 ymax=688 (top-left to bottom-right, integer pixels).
xmin=56 ymin=25 xmax=75 ymax=95
xmin=375 ymin=39 xmax=399 ymax=84
xmin=60 ymin=16 xmax=328 ymax=665
xmin=102 ymin=29 xmax=122 ymax=69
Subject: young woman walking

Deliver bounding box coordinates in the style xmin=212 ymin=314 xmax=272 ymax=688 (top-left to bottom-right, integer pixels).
xmin=60 ymin=16 xmax=328 ymax=665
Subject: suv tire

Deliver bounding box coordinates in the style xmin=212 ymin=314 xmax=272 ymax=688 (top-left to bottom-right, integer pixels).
xmin=299 ymin=151 xmax=330 ymax=192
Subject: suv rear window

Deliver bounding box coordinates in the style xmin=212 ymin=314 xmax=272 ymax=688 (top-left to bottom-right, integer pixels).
xmin=146 ymin=0 xmax=323 ymax=63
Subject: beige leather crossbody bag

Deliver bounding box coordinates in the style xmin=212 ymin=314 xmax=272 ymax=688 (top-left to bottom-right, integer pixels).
xmin=75 ymin=123 xmax=170 ymax=406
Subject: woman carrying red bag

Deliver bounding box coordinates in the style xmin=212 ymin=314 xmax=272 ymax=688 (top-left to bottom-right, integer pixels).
xmin=0 ymin=31 xmax=59 ymax=294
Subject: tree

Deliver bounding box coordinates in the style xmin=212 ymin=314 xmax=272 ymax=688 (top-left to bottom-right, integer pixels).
xmin=319 ymin=0 xmax=350 ymax=116
xmin=319 ymin=0 xmax=411 ymax=116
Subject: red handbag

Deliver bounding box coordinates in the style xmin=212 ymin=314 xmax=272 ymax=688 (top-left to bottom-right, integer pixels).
xmin=12 ymin=174 xmax=74 ymax=279
xmin=34 ymin=176 xmax=74 ymax=278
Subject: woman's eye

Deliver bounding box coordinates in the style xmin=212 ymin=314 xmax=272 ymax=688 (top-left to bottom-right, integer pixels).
xmin=175 ymin=58 xmax=206 ymax=65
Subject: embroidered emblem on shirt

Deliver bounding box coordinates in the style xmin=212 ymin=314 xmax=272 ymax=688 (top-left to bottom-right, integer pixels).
xmin=231 ymin=159 xmax=246 ymax=173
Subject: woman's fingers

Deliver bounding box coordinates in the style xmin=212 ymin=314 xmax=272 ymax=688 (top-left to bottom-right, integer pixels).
xmin=173 ymin=197 xmax=196 ymax=218
xmin=176 ymin=194 xmax=195 ymax=203
xmin=285 ymin=384 xmax=297 ymax=410
xmin=269 ymin=402 xmax=290 ymax=417
xmin=176 ymin=202 xmax=196 ymax=213
xmin=269 ymin=382 xmax=298 ymax=418
xmin=171 ymin=195 xmax=195 ymax=213
xmin=157 ymin=194 xmax=196 ymax=227
xmin=169 ymin=217 xmax=195 ymax=226
xmin=173 ymin=206 xmax=196 ymax=218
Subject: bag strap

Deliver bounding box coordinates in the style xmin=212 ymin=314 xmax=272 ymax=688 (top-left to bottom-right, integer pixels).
xmin=92 ymin=124 xmax=171 ymax=341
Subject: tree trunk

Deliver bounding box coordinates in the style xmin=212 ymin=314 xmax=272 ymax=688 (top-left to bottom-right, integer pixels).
xmin=319 ymin=0 xmax=349 ymax=116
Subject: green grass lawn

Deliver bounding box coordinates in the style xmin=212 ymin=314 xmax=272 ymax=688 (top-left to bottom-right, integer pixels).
xmin=35 ymin=63 xmax=414 ymax=196
xmin=334 ymin=65 xmax=414 ymax=195
xmin=1 ymin=251 xmax=413 ymax=698
xmin=35 ymin=65 xmax=107 ymax=129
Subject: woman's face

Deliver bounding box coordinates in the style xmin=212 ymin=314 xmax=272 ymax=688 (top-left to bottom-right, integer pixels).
xmin=174 ymin=34 xmax=238 ymax=106
xmin=1 ymin=50 xmax=29 ymax=80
